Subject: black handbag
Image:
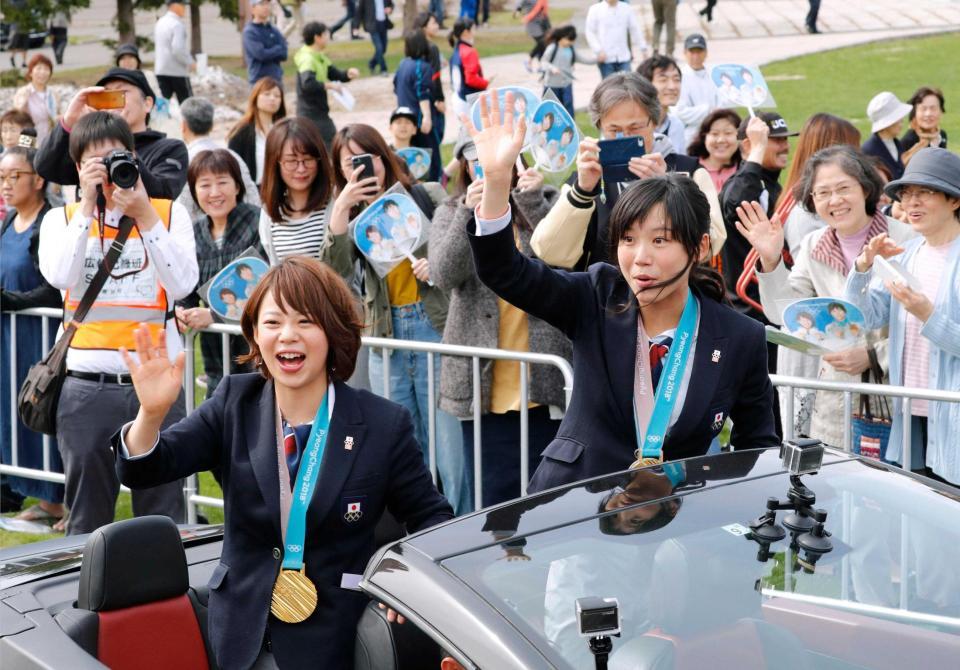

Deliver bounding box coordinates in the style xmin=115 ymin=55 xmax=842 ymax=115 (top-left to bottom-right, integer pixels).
xmin=17 ymin=215 xmax=136 ymax=435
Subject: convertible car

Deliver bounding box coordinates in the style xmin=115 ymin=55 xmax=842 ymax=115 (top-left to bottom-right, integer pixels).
xmin=2 ymin=446 xmax=959 ymax=669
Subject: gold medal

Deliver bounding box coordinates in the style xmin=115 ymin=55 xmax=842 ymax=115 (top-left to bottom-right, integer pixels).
xmin=630 ymin=451 xmax=664 ymax=469
xmin=271 ymin=566 xmax=318 ymax=623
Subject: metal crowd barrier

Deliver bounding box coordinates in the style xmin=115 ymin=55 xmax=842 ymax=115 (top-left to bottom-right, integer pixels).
xmin=4 ymin=308 xmax=960 ymax=525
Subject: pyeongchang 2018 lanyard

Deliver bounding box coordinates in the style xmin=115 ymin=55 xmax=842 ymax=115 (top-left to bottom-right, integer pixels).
xmin=271 ymin=386 xmax=333 ymax=624
xmin=632 ymin=290 xmax=698 ymax=467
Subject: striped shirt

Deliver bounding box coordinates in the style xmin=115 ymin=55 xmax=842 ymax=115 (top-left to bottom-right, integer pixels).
xmin=267 ymin=208 xmax=328 ymax=262
xmin=903 ymin=240 xmax=950 ymax=416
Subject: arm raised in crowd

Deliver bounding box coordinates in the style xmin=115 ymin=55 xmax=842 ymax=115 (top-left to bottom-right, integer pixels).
xmin=463 ymin=90 xmax=595 ymax=339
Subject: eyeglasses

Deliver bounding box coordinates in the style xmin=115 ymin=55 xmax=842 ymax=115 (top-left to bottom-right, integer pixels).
xmin=0 ymin=170 xmax=35 ymax=185
xmin=280 ymin=156 xmax=318 ymax=171
xmin=601 ymin=119 xmax=653 ymax=138
xmin=899 ymin=186 xmax=939 ymax=202
xmin=812 ymin=183 xmax=857 ymax=203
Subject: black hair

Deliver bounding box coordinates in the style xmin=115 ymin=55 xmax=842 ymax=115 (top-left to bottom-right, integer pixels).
xmin=636 ymin=54 xmax=682 ymax=82
xmin=828 ymin=302 xmax=847 ymax=315
xmin=448 ymin=17 xmax=475 ymax=47
xmin=364 ymin=225 xmax=380 ymax=239
xmin=220 ymin=288 xmax=236 ymax=299
xmin=236 ymin=263 xmax=253 ymax=277
xmin=561 ymin=127 xmax=574 ymax=138
xmin=404 ymin=30 xmax=430 ymax=60
xmin=597 ymin=494 xmax=682 ymax=536
xmin=607 ymin=174 xmax=725 ymax=304
xmin=686 ymin=108 xmax=743 ymax=162
xmin=68 ymin=111 xmax=135 ymax=163
xmin=414 ymin=10 xmax=438 ymax=29
xmin=545 ymin=24 xmax=577 ymax=44
xmin=1 ymin=145 xmax=46 ymax=192
xmin=797 ymin=145 xmax=884 ymax=216
xmin=302 ymin=21 xmax=329 ymax=46
xmin=907 ymin=86 xmax=945 ymax=120
xmin=383 ymin=199 xmax=400 ymax=213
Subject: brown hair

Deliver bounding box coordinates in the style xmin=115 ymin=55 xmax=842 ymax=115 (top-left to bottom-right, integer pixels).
xmin=781 ymin=113 xmax=861 ymax=209
xmin=26 ymin=54 xmax=54 ymax=80
xmin=238 ymin=257 xmax=363 ymax=381
xmin=228 ymin=77 xmax=287 ymax=140
xmin=331 ymin=123 xmax=411 ymax=218
xmin=1 ymin=109 xmax=34 ymax=131
xmin=686 ymin=108 xmax=743 ymax=165
xmin=907 ymin=86 xmax=945 ymax=120
xmin=796 ymin=145 xmax=885 ymax=216
xmin=260 ymin=117 xmax=333 ymax=221
xmin=187 ymin=148 xmax=246 ymax=207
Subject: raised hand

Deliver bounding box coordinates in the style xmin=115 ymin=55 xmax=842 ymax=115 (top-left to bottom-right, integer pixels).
xmin=516 ymin=166 xmax=543 ymax=192
xmin=460 ymin=89 xmax=526 ymax=187
xmin=734 ymin=200 xmax=785 ymax=272
xmin=855 ymin=233 xmax=905 ymax=272
xmin=120 ymin=324 xmax=185 ymax=420
xmin=575 ymin=137 xmax=602 ymax=192
xmin=887 ymin=281 xmax=934 ymax=322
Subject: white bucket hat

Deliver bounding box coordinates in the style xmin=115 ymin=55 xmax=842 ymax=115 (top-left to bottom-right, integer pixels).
xmin=866 ymin=91 xmax=912 ymax=134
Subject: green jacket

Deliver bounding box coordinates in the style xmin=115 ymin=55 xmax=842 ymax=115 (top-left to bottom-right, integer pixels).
xmin=294 ymin=44 xmax=331 ymax=81
xmin=321 ymin=183 xmax=449 ymax=338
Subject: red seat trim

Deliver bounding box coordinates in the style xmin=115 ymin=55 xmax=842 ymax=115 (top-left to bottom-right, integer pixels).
xmin=97 ymin=594 xmax=207 ymax=670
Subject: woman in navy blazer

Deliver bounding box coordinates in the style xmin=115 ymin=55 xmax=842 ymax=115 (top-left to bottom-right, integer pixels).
xmin=463 ymin=90 xmax=779 ymax=493
xmin=114 ymin=257 xmax=453 ymax=670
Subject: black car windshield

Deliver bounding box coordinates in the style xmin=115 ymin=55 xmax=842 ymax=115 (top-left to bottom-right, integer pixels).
xmin=442 ymin=458 xmax=960 ymax=669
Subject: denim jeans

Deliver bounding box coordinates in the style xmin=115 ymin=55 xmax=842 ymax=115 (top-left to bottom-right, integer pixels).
xmin=429 ymin=0 xmax=445 ymax=23
xmin=368 ymin=20 xmax=389 ymax=73
xmin=330 ymin=0 xmax=357 ymax=35
xmin=598 ymin=61 xmax=631 ymax=79
xmin=368 ymin=303 xmax=471 ymax=515
xmin=545 ymin=85 xmax=575 ymax=118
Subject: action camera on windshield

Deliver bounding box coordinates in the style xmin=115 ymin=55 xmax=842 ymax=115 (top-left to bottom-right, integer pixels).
xmin=576 ymin=596 xmax=620 ymax=637
xmin=780 ymin=438 xmax=824 ymax=475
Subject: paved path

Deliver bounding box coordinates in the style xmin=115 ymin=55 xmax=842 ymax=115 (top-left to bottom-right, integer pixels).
xmin=17 ymin=0 xmax=960 ymax=141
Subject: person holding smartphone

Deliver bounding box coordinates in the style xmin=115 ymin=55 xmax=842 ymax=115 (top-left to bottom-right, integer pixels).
xmin=463 ymin=89 xmax=778 ymax=491
xmin=530 ymin=71 xmax=724 ymax=271
xmin=33 ymin=68 xmax=188 ymax=199
xmin=322 ymin=123 xmax=470 ymax=515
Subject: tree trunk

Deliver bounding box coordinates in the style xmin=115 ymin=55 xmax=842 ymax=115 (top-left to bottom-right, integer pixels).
xmin=190 ymin=2 xmax=202 ymax=54
xmin=117 ymin=0 xmax=136 ymax=45
xmin=403 ymin=0 xmax=417 ymax=32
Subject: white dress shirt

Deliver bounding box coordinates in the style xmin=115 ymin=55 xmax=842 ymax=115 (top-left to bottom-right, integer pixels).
xmin=676 ymin=64 xmax=722 ymax=147
xmin=39 ymin=200 xmax=199 ymax=373
xmin=585 ymin=1 xmax=646 ymax=64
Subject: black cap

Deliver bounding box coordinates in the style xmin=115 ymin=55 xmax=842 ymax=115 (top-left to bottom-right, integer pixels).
xmin=114 ymin=43 xmax=142 ymax=68
xmin=167 ymin=0 xmax=189 ymax=4
xmin=96 ymin=67 xmax=156 ymax=102
xmin=684 ymin=33 xmax=707 ymax=50
xmin=737 ymin=112 xmax=798 ymax=140
xmin=390 ymin=106 xmax=418 ymax=124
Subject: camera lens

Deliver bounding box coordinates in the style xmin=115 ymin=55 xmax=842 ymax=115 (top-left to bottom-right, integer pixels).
xmin=110 ymin=161 xmax=139 ymax=189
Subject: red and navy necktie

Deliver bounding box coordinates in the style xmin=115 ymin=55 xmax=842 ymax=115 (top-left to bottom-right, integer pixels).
xmin=282 ymin=422 xmax=313 ymax=485
xmin=649 ymin=337 xmax=673 ymax=390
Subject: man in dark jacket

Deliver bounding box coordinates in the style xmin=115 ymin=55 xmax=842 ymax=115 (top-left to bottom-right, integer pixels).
xmin=34 ymin=68 xmax=188 ymax=200
xmin=356 ymin=0 xmax=393 ymax=75
xmin=243 ymin=0 xmax=288 ymax=85
xmin=719 ymin=112 xmax=796 ymax=319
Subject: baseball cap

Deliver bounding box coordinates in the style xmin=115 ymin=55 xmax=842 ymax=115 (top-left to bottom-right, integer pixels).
xmin=453 ymin=132 xmax=477 ymax=162
xmin=96 ymin=67 xmax=156 ymax=101
xmin=885 ymin=147 xmax=960 ymax=201
xmin=390 ymin=107 xmax=418 ymax=124
xmin=684 ymin=33 xmax=707 ymax=50
xmin=737 ymin=112 xmax=798 ymax=140
xmin=866 ymin=91 xmax=912 ymax=135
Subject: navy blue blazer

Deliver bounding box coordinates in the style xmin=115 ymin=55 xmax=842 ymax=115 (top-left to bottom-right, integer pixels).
xmin=469 ymin=222 xmax=779 ymax=493
xmin=115 ymin=375 xmax=453 ymax=670
xmin=862 ymin=133 xmax=905 ymax=180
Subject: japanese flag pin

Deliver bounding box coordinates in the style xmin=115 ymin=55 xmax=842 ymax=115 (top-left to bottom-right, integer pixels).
xmin=711 ymin=412 xmax=724 ymax=431
xmin=344 ymin=436 xmax=354 ymax=451
xmin=711 ymin=349 xmax=721 ymax=363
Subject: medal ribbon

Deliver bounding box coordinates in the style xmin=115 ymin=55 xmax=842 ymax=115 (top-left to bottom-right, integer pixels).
xmin=277 ymin=389 xmax=332 ymax=571
xmin=633 ymin=290 xmax=698 ymax=460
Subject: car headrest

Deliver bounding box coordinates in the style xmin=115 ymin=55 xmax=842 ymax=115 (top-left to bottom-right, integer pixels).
xmin=78 ymin=516 xmax=189 ymax=612
xmin=354 ymin=601 xmax=444 ymax=670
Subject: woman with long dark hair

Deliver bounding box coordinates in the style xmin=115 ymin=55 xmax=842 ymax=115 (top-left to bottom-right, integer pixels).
xmin=258 ymin=117 xmax=335 ymax=264
xmin=322 ymin=123 xmax=469 ymax=513
xmin=464 ymin=90 xmax=778 ymax=491
xmin=227 ymin=77 xmax=287 ymax=185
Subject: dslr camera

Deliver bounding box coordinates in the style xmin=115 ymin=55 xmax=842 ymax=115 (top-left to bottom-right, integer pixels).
xmin=103 ymin=150 xmax=140 ymax=189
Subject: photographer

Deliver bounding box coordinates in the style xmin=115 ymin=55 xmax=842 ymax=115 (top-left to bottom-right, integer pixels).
xmin=38 ymin=112 xmax=198 ymax=535
xmin=34 ymin=68 xmax=188 ymax=200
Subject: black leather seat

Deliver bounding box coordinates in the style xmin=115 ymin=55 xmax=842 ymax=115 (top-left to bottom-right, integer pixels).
xmin=55 ymin=516 xmax=216 ymax=670
xmin=354 ymin=601 xmax=445 ymax=670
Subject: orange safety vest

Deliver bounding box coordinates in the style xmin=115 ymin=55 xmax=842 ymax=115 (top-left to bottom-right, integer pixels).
xmin=62 ymin=199 xmax=173 ymax=351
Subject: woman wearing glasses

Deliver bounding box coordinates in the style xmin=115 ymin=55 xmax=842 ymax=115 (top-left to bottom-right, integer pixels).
xmin=0 ymin=142 xmax=65 ymax=528
xmin=737 ymin=145 xmax=915 ymax=450
xmin=258 ymin=118 xmax=336 ymax=265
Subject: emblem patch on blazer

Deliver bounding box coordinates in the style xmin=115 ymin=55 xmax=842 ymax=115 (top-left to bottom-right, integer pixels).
xmin=711 ymin=412 xmax=724 ymax=432
xmin=344 ymin=436 xmax=354 ymax=451
xmin=344 ymin=501 xmax=363 ymax=522
xmin=711 ymin=349 xmax=721 ymax=363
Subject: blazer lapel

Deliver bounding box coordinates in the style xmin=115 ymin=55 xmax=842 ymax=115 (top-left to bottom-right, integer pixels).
xmin=249 ymin=380 xmax=283 ymax=540
xmin=309 ymin=381 xmax=367 ymax=524
xmin=672 ymin=298 xmax=726 ymax=440
xmin=603 ymin=297 xmax=639 ymax=431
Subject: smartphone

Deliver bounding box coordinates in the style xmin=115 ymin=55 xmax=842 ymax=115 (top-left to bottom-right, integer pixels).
xmin=87 ymin=90 xmax=126 ymax=110
xmin=599 ymin=135 xmax=646 ymax=183
xmin=472 ymin=160 xmax=484 ymax=180
xmin=351 ymin=153 xmax=375 ymax=181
